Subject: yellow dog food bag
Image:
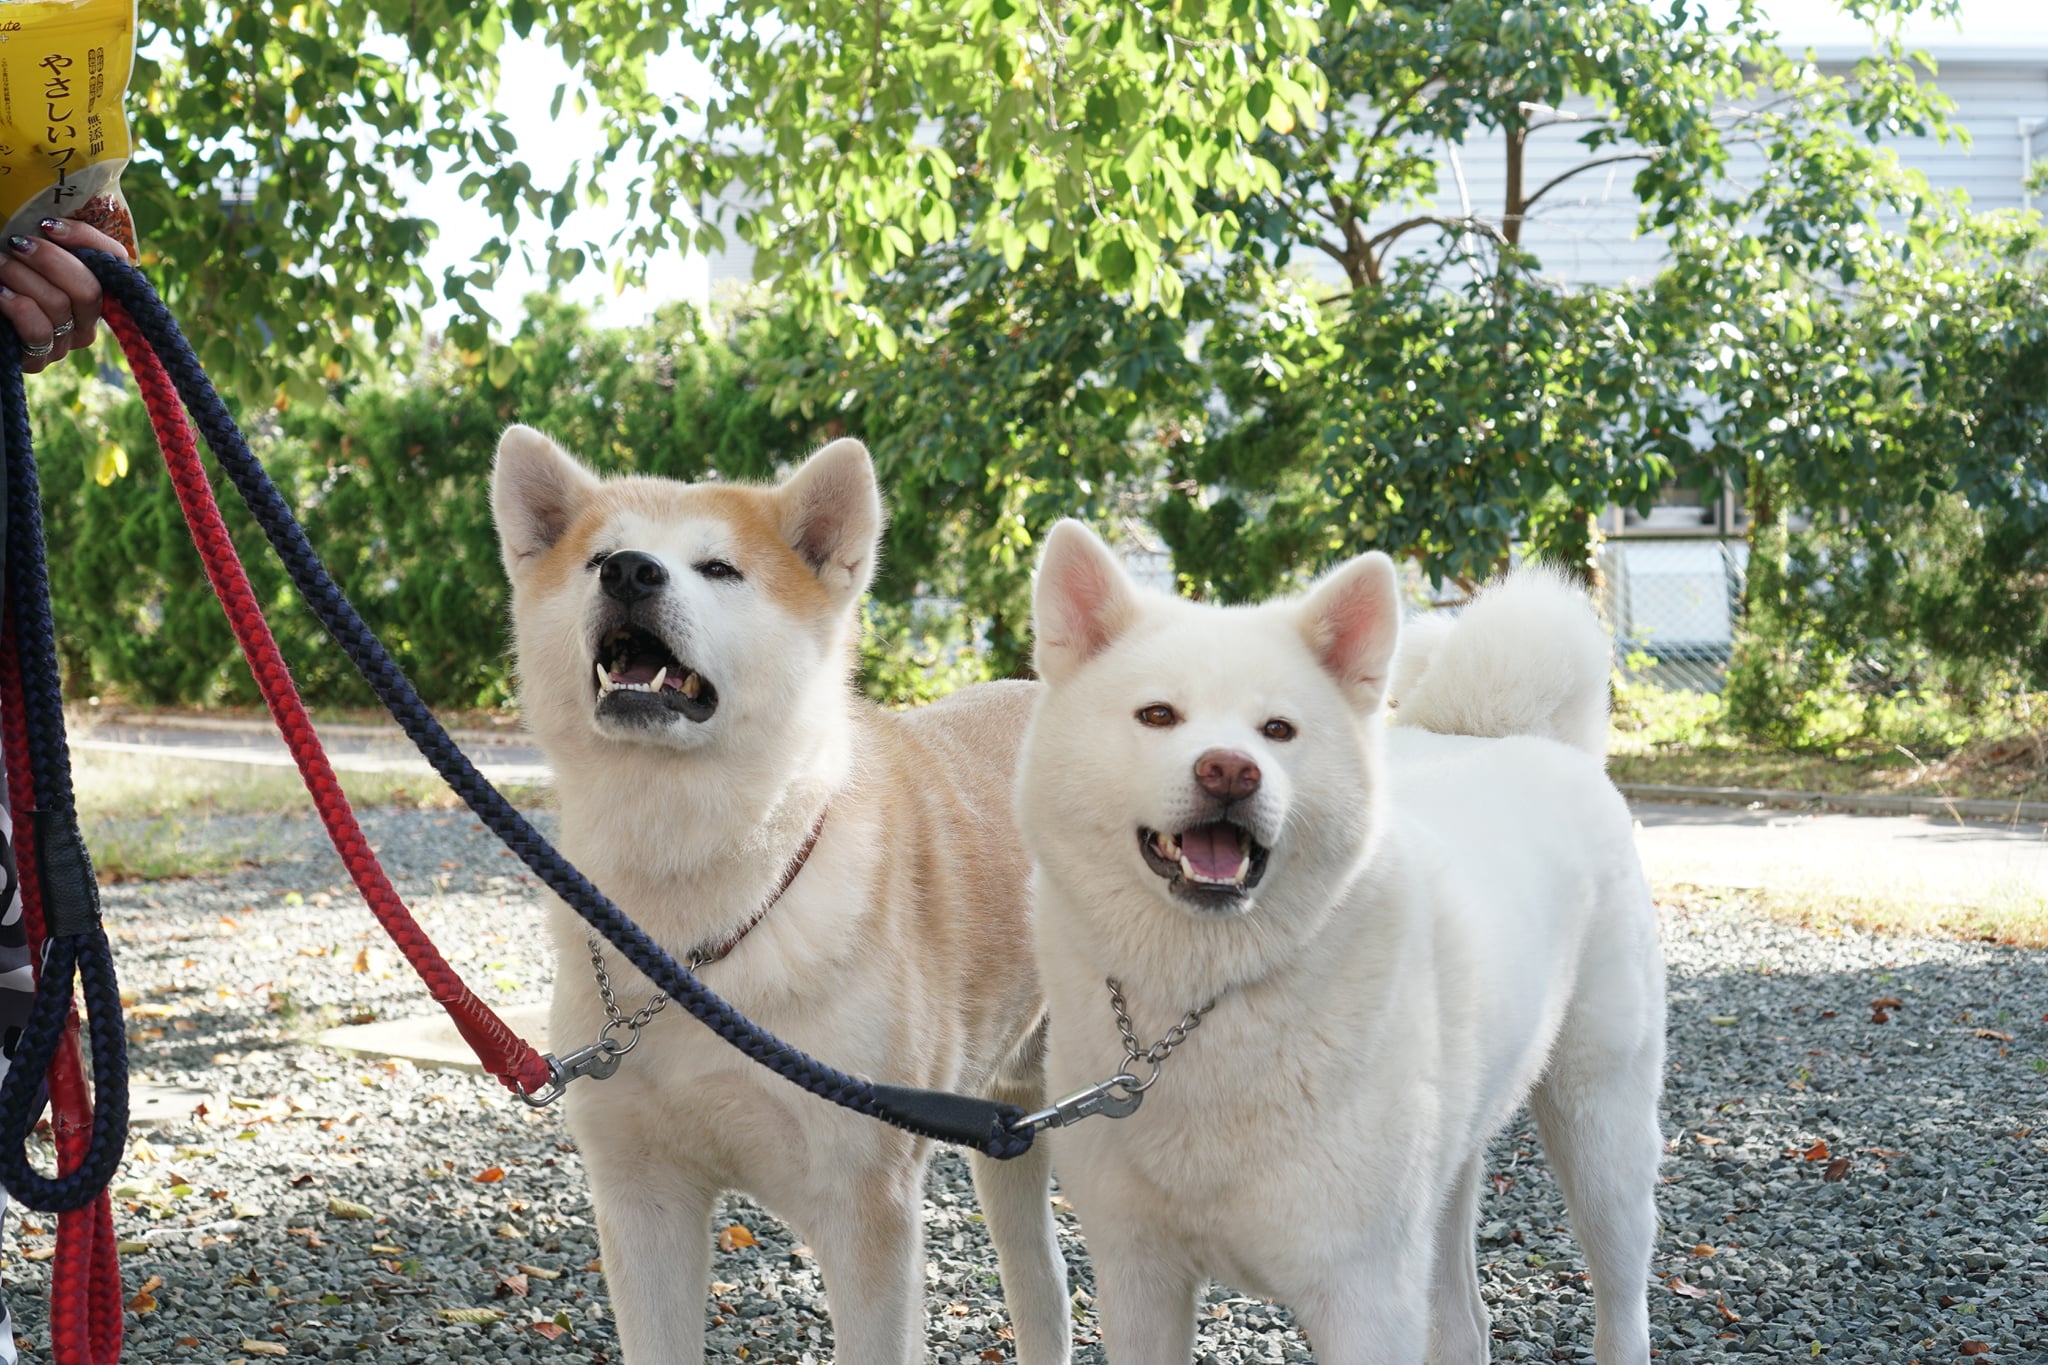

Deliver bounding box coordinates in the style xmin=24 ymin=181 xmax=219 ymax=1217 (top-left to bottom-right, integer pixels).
xmin=0 ymin=0 xmax=138 ymax=253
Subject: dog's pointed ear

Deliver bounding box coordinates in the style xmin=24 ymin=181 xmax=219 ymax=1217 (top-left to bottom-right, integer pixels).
xmin=1033 ymin=519 xmax=1140 ymax=686
xmin=779 ymin=438 xmax=883 ymax=603
xmin=1299 ymin=551 xmax=1401 ymax=712
xmin=493 ymin=426 xmax=603 ymax=578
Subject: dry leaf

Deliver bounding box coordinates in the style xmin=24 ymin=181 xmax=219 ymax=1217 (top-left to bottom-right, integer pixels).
xmin=717 ymin=1224 xmax=757 ymax=1251
xmin=126 ymin=1277 xmax=163 ymax=1313
xmin=370 ymin=1243 xmax=404 ymax=1255
xmin=437 ymin=1307 xmax=506 ymax=1325
xmin=1870 ymin=1009 xmax=1891 ymax=1023
xmin=1959 ymin=1343 xmax=1991 ymax=1357
xmin=1690 ymin=1244 xmax=1716 ymax=1258
xmin=531 ymin=1321 xmax=566 ymax=1341
xmin=945 ymin=1302 xmax=969 ymax=1316
xmin=1823 ymin=1157 xmax=1851 ymax=1182
xmin=1693 ymin=1134 xmax=1724 ymax=1147
xmin=518 ymin=1264 xmax=562 ymax=1280
xmin=1489 ymin=1174 xmax=1513 ymax=1195
xmin=1973 ymin=1029 xmax=2014 ymax=1042
xmin=116 ymin=1240 xmax=151 ymax=1255
xmin=1714 ymin=1297 xmax=1740 ymax=1323
xmin=497 ymin=1273 xmax=531 ymax=1298
xmin=981 ymin=1352 xmax=1005 ymax=1362
xmin=1667 ymin=1277 xmax=1712 ymax=1300
xmin=1871 ymin=997 xmax=1903 ymax=1010
xmin=474 ymin=1166 xmax=507 ymax=1184
xmin=23 ymin=1247 xmax=55 ymax=1262
xmin=327 ymin=1197 xmax=376 ymax=1220
xmin=1802 ymin=1140 xmax=1829 ymax=1162
xmin=241 ymin=1342 xmax=289 ymax=1357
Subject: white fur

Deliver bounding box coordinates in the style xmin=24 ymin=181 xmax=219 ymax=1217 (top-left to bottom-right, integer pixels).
xmin=1017 ymin=523 xmax=1664 ymax=1365
xmin=1392 ymin=567 xmax=1614 ymax=759
xmin=493 ymin=431 xmax=1069 ymax=1365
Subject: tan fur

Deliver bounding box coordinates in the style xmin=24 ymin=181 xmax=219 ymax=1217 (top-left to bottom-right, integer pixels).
xmin=491 ymin=427 xmax=1068 ymax=1365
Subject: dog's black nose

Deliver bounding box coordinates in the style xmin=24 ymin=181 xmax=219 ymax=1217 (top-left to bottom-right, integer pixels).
xmin=599 ymin=551 xmax=669 ymax=605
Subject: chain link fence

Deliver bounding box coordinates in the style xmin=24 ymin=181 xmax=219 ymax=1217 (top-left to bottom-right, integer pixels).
xmin=1599 ymin=536 xmax=1749 ymax=693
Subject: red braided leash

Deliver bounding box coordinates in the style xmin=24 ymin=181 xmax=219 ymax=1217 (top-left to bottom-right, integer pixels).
xmin=102 ymin=302 xmax=551 ymax=1096
xmin=0 ymin=614 xmax=121 ymax=1365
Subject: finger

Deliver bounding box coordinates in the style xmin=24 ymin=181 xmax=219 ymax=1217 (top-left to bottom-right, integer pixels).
xmin=6 ymin=231 xmax=99 ymax=338
xmin=37 ymin=217 xmax=133 ymax=265
xmin=0 ymin=285 xmax=58 ymax=374
xmin=0 ymin=250 xmax=73 ymax=332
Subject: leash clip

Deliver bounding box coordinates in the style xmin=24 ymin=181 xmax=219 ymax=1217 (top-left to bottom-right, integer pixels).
xmin=517 ymin=1039 xmax=626 ymax=1108
xmin=1012 ymin=1075 xmax=1145 ymax=1134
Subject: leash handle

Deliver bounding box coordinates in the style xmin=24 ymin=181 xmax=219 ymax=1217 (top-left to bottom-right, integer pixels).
xmin=86 ymin=259 xmax=1033 ymax=1161
xmin=0 ymin=328 xmax=127 ymax=1363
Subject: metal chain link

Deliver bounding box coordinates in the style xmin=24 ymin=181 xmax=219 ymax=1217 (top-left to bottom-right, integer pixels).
xmin=1107 ymin=977 xmax=1216 ymax=1093
xmin=590 ymin=936 xmax=675 ymax=1057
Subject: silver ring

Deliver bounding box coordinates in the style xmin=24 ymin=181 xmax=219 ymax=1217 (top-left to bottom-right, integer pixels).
xmin=50 ymin=318 xmax=74 ymax=339
xmin=21 ymin=337 xmax=53 ymax=358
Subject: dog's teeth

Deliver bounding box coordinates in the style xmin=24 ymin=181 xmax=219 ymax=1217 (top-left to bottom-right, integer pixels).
xmin=681 ymin=672 xmax=702 ymax=699
xmin=650 ymin=666 xmax=667 ymax=692
xmin=595 ymin=662 xmax=613 ymax=695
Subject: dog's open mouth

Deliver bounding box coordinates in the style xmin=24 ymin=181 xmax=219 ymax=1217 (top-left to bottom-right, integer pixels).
xmin=592 ymin=624 xmax=718 ymax=724
xmin=1138 ymin=822 xmax=1269 ymax=904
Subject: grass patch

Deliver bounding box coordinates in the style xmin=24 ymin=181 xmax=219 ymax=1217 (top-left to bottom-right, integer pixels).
xmin=1659 ymin=880 xmax=2048 ymax=950
xmin=1610 ymin=680 xmax=2048 ymax=804
xmin=73 ymin=749 xmax=552 ymax=882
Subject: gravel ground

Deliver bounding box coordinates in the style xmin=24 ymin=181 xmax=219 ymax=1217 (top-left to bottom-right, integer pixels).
xmin=3 ymin=808 xmax=2045 ymax=1363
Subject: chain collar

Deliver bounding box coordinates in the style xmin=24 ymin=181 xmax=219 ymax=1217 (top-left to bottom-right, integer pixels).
xmin=1013 ymin=977 xmax=1219 ymax=1133
xmin=521 ymin=809 xmax=827 ymax=1106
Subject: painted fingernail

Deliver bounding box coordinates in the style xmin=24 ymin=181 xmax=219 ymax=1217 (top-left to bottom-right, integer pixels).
xmin=6 ymin=235 xmax=34 ymax=254
xmin=37 ymin=218 xmax=63 ymax=235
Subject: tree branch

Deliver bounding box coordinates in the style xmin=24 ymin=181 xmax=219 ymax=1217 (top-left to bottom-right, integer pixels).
xmin=1520 ymin=150 xmax=1664 ymax=214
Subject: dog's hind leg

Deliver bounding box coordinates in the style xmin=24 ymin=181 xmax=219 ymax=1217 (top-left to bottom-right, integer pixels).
xmin=1425 ymin=1153 xmax=1489 ymax=1365
xmin=970 ymin=1029 xmax=1071 ymax=1365
xmin=1529 ymin=989 xmax=1663 ymax=1365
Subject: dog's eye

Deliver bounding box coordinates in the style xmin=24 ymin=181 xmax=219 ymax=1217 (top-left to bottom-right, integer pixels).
xmin=1135 ymin=703 xmax=1180 ymax=729
xmin=585 ymin=551 xmax=611 ymax=572
xmin=1262 ymin=718 xmax=1297 ymax=742
xmin=695 ymin=559 xmax=743 ymax=583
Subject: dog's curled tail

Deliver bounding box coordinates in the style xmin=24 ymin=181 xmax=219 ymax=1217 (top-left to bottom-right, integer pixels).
xmin=1389 ymin=566 xmax=1612 ymax=759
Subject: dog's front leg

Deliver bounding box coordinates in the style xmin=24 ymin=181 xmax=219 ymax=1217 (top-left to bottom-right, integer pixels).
xmin=1089 ymin=1228 xmax=1200 ymax=1365
xmin=806 ymin=1173 xmax=929 ymax=1364
xmin=583 ymin=1143 xmax=717 ymax=1363
xmin=1294 ymin=1250 xmax=1431 ymax=1365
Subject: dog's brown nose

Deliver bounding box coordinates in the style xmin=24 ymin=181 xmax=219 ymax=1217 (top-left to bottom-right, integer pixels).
xmin=1194 ymin=748 xmax=1261 ymax=801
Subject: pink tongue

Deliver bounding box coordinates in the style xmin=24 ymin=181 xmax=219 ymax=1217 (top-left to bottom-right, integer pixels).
xmin=1180 ymin=823 xmax=1245 ymax=880
xmin=613 ymin=660 xmax=663 ymax=685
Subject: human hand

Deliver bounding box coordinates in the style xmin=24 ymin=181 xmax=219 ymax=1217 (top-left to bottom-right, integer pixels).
xmin=0 ymin=218 xmax=136 ymax=374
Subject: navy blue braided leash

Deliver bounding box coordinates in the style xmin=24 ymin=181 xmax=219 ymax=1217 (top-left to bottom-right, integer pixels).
xmin=82 ymin=252 xmax=1034 ymax=1160
xmin=0 ymin=327 xmax=131 ymax=1213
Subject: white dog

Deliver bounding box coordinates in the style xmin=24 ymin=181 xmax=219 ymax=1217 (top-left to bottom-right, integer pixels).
xmin=492 ymin=430 xmax=1070 ymax=1364
xmin=1016 ymin=522 xmax=1665 ymax=1365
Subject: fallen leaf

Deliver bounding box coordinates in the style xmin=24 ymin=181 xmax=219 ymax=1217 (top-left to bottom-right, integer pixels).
xmin=241 ymin=1342 xmax=288 ymax=1357
xmin=1823 ymin=1157 xmax=1851 ymax=1182
xmin=1668 ymin=1277 xmax=1712 ymax=1300
xmin=23 ymin=1247 xmax=55 ymax=1262
xmin=1959 ymin=1344 xmax=1991 ymax=1357
xmin=981 ymin=1352 xmax=1005 ymax=1362
xmin=1871 ymin=997 xmax=1903 ymax=1010
xmin=370 ymin=1243 xmax=404 ymax=1255
xmin=474 ymin=1166 xmax=507 ymax=1184
xmin=1870 ymin=1009 xmax=1891 ymax=1024
xmin=1707 ymin=1015 xmax=1737 ymax=1026
xmin=1802 ymin=1140 xmax=1830 ymax=1162
xmin=517 ymin=1264 xmax=561 ymax=1280
xmin=1973 ymin=1029 xmax=2014 ymax=1042
xmin=1691 ymin=1244 xmax=1716 ymax=1258
xmin=116 ymin=1240 xmax=151 ymax=1255
xmin=945 ymin=1302 xmax=969 ymax=1317
xmin=437 ymin=1307 xmax=505 ymax=1325
xmin=717 ymin=1224 xmax=756 ymax=1251
xmin=2009 ymin=1128 xmax=2033 ymax=1141
xmin=531 ymin=1321 xmax=566 ymax=1341
xmin=127 ymin=1288 xmax=159 ymax=1313
xmin=1693 ymin=1134 xmax=1724 ymax=1147
xmin=583 ymin=1258 xmax=603 ymax=1273
xmin=1490 ymin=1174 xmax=1513 ymax=1195
xmin=497 ymin=1273 xmax=530 ymax=1298
xmin=327 ymin=1197 xmax=376 ymax=1220
xmin=1714 ymin=1297 xmax=1740 ymax=1323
